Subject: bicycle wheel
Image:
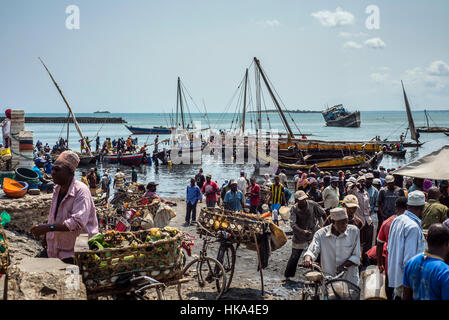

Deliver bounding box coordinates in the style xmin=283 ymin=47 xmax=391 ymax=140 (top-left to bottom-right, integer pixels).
xmin=216 ymin=244 xmax=236 ymax=293
xmin=182 ymin=257 xmax=227 ymax=300
xmin=300 ymin=284 xmax=321 ymax=300
xmin=323 ymin=279 xmax=361 ymax=300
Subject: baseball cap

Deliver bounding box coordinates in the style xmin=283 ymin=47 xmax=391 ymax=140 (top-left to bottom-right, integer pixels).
xmin=373 ymin=178 xmax=381 ymax=185
xmin=408 ymin=190 xmax=426 ymax=206
xmin=330 ymin=207 xmax=348 ymax=221
xmin=343 ymin=195 xmax=359 ymax=208
xmin=206 ymin=173 xmax=212 ymax=178
xmin=357 ymin=176 xmax=366 ymax=182
xmin=330 ymin=176 xmax=339 ymax=182
xmin=386 ymin=175 xmax=395 ymax=183
xmin=348 ymin=177 xmax=357 ymax=183
xmin=34 ymin=157 xmax=46 ymax=164
xmin=240 ymin=170 xmax=245 ymax=175
xmin=294 ymin=190 xmax=308 ymax=201
xmin=229 ymin=179 xmax=237 ymax=185
xmin=365 ymin=173 xmax=374 ymax=179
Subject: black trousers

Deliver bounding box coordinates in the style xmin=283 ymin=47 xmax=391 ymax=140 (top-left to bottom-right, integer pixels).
xmin=284 ymin=248 xmax=304 ymax=278
xmin=186 ymin=201 xmax=197 ymax=223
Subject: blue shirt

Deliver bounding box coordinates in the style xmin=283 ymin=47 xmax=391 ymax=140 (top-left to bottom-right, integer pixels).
xmin=408 ymin=184 xmax=421 ymax=193
xmin=31 ymin=166 xmax=43 ymax=188
xmin=387 ymin=210 xmax=426 ymax=288
xmin=367 ymin=185 xmax=379 ymax=215
xmin=186 ymin=185 xmax=202 ymax=205
xmin=403 ymin=253 xmax=449 ymax=300
xmin=224 ymin=190 xmax=244 ymax=211
xmin=44 ymin=162 xmax=52 ymax=175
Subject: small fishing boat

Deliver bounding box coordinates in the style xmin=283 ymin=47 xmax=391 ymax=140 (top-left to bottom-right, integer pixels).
xmin=416 ymin=110 xmax=449 ymax=133
xmin=102 ymin=153 xmax=144 ymax=166
xmin=384 ymin=150 xmax=407 ymax=157
xmin=444 ymin=132 xmax=449 ymax=137
xmin=322 ymin=104 xmax=361 ymax=127
xmin=3 ymin=178 xmax=28 ymax=198
xmin=125 ymin=125 xmax=172 ymax=135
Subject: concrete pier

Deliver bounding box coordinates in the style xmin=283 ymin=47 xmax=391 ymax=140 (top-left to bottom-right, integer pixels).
xmin=0 ymin=116 xmax=127 ymax=124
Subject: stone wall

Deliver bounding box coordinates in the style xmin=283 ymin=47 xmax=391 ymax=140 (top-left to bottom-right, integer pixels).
xmin=0 ymin=194 xmax=52 ymax=234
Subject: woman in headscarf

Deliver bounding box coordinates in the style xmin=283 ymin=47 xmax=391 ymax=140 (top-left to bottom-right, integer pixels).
xmin=1 ymin=109 xmax=11 ymax=147
xmin=296 ymin=173 xmax=309 ymax=191
xmin=423 ymin=179 xmax=434 ymax=193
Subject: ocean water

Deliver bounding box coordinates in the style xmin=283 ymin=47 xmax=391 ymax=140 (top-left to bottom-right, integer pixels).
xmin=25 ymin=111 xmax=449 ymax=197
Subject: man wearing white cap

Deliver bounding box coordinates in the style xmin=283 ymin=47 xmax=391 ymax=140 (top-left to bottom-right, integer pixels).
xmin=378 ymin=175 xmax=405 ymax=228
xmin=303 ymin=207 xmax=361 ymax=285
xmin=30 ymin=151 xmax=99 ymax=264
xmin=387 ymin=190 xmax=426 ymax=299
xmin=322 ymin=176 xmax=340 ymax=210
xmin=284 ymin=191 xmax=325 ymax=280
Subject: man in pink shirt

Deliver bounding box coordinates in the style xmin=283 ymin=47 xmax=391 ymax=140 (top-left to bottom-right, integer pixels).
xmin=249 ymin=177 xmax=261 ymax=214
xmin=31 ymin=151 xmax=99 ymax=264
xmin=201 ymin=174 xmax=219 ymax=208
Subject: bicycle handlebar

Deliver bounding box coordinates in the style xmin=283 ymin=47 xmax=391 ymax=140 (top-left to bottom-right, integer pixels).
xmin=308 ymin=263 xmax=345 ymax=281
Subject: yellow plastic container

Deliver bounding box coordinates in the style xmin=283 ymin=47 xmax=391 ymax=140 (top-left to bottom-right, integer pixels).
xmin=168 ymin=161 xmax=173 ymax=166
xmin=0 ymin=148 xmax=11 ymax=161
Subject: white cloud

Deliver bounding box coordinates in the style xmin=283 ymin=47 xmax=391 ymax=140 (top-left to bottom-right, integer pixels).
xmin=311 ymin=7 xmax=354 ymax=27
xmin=403 ymin=66 xmax=448 ymax=90
xmin=364 ymin=37 xmax=386 ymax=49
xmin=265 ymin=19 xmax=280 ymax=27
xmin=343 ymin=41 xmax=362 ymax=49
xmin=427 ymin=60 xmax=449 ymax=76
xmin=338 ymin=31 xmax=368 ymax=38
xmin=370 ymin=72 xmax=389 ymax=83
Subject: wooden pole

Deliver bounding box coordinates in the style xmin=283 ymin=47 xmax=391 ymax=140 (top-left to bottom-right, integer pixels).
xmin=254 ymin=57 xmax=295 ymax=139
xmin=38 ymin=57 xmax=92 ymax=156
xmin=178 ymin=77 xmax=185 ymax=129
xmin=252 ymin=232 xmax=264 ymax=296
xmin=241 ymin=68 xmax=248 ymax=135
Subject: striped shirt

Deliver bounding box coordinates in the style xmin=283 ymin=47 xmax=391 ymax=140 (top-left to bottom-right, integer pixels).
xmin=114 ymin=172 xmax=126 ymax=188
xmin=270 ymin=183 xmax=285 ymax=205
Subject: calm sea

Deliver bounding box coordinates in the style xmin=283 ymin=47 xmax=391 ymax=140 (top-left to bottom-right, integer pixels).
xmin=25 ymin=111 xmax=449 ymax=197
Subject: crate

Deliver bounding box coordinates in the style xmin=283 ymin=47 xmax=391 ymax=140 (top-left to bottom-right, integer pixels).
xmin=197 ymin=207 xmax=267 ymax=244
xmin=74 ymin=230 xmax=184 ymax=293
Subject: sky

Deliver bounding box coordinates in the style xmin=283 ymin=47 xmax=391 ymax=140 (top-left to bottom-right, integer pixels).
xmin=1 ymin=0 xmax=449 ymax=113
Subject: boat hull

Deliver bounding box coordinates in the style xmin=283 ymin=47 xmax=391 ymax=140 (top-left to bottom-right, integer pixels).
xmin=103 ymin=153 xmax=144 ymax=166
xmin=416 ymin=127 xmax=449 ymax=133
xmin=324 ymin=111 xmax=361 ymax=127
xmin=385 ymin=150 xmax=406 ymax=157
xmin=125 ymin=125 xmax=172 ymax=135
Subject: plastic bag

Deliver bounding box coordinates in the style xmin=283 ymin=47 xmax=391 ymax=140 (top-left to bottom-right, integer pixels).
xmin=0 ymin=211 xmax=11 ymax=227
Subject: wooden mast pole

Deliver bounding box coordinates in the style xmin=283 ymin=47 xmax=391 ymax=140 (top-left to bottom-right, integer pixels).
xmin=253 ymin=57 xmax=294 ymax=139
xmin=401 ymin=80 xmax=418 ymax=144
xmin=66 ymin=111 xmax=70 ymax=148
xmin=241 ymin=68 xmax=248 ymax=135
xmin=177 ymin=77 xmax=185 ymax=129
xmin=39 ymin=57 xmax=92 ymax=156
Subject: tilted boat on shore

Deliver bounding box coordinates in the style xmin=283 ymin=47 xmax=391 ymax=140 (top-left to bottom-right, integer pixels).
xmin=322 ymin=104 xmax=361 ymax=128
xmin=384 ymin=150 xmax=407 ymax=157
xmin=102 ymin=153 xmax=145 ymax=166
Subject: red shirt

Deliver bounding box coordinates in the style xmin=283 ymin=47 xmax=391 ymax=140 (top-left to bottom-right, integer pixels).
xmin=250 ymin=184 xmax=261 ymax=206
xmin=377 ymin=215 xmax=397 ymax=274
xmin=201 ymin=181 xmax=219 ymax=202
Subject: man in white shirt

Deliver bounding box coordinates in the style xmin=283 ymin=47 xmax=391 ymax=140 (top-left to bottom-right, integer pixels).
xmin=279 ymin=169 xmax=288 ymax=189
xmin=303 ymin=207 xmax=361 ymax=285
xmin=322 ymin=176 xmax=340 ymax=209
xmin=237 ymin=170 xmax=248 ymax=204
xmin=387 ymin=190 xmax=426 ymax=300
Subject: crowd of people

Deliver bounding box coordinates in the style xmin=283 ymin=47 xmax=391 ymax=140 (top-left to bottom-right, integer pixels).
xmin=184 ymin=165 xmax=449 ymax=300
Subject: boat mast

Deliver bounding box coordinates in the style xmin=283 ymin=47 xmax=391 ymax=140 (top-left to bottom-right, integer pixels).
xmin=66 ymin=111 xmax=70 ymax=147
xmin=177 ymin=77 xmax=185 ymax=129
xmin=401 ymin=80 xmax=418 ymax=143
xmin=254 ymin=57 xmax=295 ymax=139
xmin=241 ymin=68 xmax=248 ymax=135
xmin=39 ymin=57 xmax=92 ymax=156
xmin=425 ymin=109 xmax=430 ymax=129
xmin=255 ymin=66 xmax=262 ymax=133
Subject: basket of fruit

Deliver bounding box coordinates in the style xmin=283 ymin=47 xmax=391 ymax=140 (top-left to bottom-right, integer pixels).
xmin=197 ymin=207 xmax=268 ymax=244
xmin=74 ymin=227 xmax=184 ymax=293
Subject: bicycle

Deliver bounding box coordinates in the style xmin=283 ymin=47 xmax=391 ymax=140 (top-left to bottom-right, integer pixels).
xmin=215 ymin=230 xmax=237 ymax=293
xmin=182 ymin=221 xmax=227 ymax=300
xmin=300 ymin=264 xmax=361 ymax=300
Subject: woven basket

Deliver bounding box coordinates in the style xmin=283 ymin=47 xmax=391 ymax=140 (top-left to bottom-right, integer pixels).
xmin=98 ymin=200 xmax=162 ymax=232
xmin=74 ymin=230 xmax=184 ymax=293
xmin=197 ymin=207 xmax=267 ymax=244
xmin=0 ymin=226 xmax=9 ymax=274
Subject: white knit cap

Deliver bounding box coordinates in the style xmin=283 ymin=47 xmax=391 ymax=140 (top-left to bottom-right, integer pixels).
xmin=408 ymin=190 xmax=426 ymax=206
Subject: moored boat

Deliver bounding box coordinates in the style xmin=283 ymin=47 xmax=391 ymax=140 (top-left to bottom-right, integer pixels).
xmin=125 ymin=125 xmax=172 ymax=135
xmin=322 ymin=105 xmax=361 ymax=127
xmin=384 ymin=150 xmax=407 ymax=157
xmin=103 ymin=153 xmax=144 ymax=166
